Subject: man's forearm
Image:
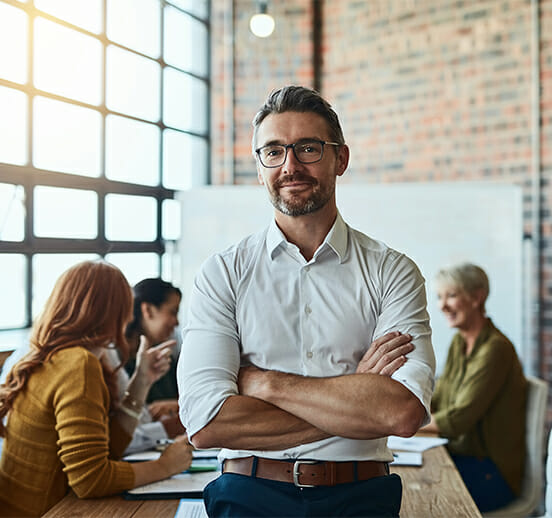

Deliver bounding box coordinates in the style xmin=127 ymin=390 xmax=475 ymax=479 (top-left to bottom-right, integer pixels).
xmin=190 ymin=394 xmax=330 ymax=450
xmin=241 ymin=369 xmax=425 ymax=440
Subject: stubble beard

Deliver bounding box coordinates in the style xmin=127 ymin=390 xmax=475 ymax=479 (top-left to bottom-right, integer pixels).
xmin=267 ymin=174 xmax=335 ymax=217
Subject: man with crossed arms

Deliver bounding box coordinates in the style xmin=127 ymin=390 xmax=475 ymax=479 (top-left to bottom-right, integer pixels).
xmin=178 ymin=85 xmax=435 ymax=517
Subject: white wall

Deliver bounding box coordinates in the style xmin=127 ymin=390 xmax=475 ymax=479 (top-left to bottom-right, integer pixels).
xmin=179 ymin=182 xmax=524 ymax=376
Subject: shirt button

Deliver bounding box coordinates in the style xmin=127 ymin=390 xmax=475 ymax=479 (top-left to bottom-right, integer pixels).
xmin=304 ymin=266 xmax=310 ymax=272
xmin=306 ymin=351 xmax=313 ymax=359
xmin=305 ymin=306 xmax=312 ymax=315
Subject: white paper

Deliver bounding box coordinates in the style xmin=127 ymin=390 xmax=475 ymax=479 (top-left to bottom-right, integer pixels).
xmin=390 ymin=451 xmax=423 ymax=466
xmin=123 ymin=450 xmax=160 ymax=462
xmin=387 ymin=435 xmax=448 ymax=452
xmin=192 ymin=449 xmax=221 ymax=459
xmin=174 ymin=499 xmax=208 ymax=518
xmin=127 ymin=470 xmax=221 ymax=495
xmin=123 ymin=448 xmax=221 ymax=462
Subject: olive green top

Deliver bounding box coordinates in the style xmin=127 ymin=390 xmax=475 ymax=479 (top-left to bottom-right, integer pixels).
xmin=432 ymin=318 xmax=527 ymax=495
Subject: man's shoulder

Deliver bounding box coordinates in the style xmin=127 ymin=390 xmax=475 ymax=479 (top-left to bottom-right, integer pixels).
xmin=219 ymin=227 xmax=268 ymax=257
xmin=346 ymin=224 xmax=405 ymax=261
xmin=197 ymin=226 xmax=269 ymax=277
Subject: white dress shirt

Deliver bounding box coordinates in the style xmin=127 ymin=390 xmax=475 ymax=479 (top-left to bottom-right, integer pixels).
xmin=178 ymin=212 xmax=435 ymax=462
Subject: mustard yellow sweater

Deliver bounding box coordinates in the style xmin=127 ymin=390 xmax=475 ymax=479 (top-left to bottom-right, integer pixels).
xmin=0 ymin=347 xmax=135 ymax=516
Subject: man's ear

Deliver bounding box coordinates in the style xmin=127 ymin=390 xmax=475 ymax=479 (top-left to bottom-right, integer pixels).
xmin=257 ymin=164 xmax=265 ymax=185
xmin=336 ymin=144 xmax=350 ymax=177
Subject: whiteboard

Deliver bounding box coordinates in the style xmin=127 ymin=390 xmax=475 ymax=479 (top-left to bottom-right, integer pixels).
xmin=179 ymin=182 xmax=524 ymax=376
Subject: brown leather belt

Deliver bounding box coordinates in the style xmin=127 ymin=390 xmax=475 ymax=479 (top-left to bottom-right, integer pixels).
xmin=223 ymin=456 xmax=389 ymax=488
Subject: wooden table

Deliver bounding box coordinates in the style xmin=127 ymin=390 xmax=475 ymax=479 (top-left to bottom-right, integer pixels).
xmin=43 ymin=446 xmax=481 ymax=518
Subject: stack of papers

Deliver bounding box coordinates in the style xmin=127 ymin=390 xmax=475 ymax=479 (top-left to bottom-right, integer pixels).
xmin=123 ymin=448 xmax=222 ymax=500
xmin=387 ymin=435 xmax=448 ymax=452
xmin=387 ymin=435 xmax=448 ymax=467
xmin=174 ymin=499 xmax=208 ymax=518
xmin=125 ymin=470 xmax=221 ymax=499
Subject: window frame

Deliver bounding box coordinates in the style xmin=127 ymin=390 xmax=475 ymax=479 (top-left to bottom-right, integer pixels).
xmin=0 ymin=0 xmax=211 ymax=330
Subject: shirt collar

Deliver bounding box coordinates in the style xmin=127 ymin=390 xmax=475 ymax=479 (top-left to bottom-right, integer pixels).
xmin=265 ymin=211 xmax=349 ymax=263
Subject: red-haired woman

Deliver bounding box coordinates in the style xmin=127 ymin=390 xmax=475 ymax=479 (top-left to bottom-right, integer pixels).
xmin=0 ymin=261 xmax=192 ymax=517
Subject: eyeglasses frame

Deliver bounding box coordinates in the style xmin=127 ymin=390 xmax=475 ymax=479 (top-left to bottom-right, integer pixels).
xmin=255 ymin=139 xmax=341 ymax=168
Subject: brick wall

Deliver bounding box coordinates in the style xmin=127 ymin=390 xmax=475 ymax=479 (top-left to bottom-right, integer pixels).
xmin=211 ymin=0 xmax=552 ymax=414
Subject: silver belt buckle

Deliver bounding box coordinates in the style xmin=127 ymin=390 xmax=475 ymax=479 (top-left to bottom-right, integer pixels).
xmin=293 ymin=460 xmax=318 ymax=488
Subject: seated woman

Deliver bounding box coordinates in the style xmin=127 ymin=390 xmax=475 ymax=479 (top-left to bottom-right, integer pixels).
xmin=122 ymin=278 xmax=184 ymax=434
xmin=421 ymin=262 xmax=527 ymax=512
xmin=0 ymin=261 xmax=192 ymax=517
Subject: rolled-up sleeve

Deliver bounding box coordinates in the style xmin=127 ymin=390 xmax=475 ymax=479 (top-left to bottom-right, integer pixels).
xmin=374 ymin=252 xmax=436 ymax=423
xmin=177 ymin=254 xmax=242 ymax=438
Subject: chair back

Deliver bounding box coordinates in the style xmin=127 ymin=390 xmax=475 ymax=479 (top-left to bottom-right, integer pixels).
xmin=544 ymin=425 xmax=552 ymax=517
xmin=484 ymin=375 xmax=548 ymax=518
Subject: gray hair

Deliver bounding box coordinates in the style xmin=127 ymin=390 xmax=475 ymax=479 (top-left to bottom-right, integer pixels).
xmin=252 ymin=85 xmax=345 ymax=151
xmin=435 ymin=262 xmax=490 ymax=305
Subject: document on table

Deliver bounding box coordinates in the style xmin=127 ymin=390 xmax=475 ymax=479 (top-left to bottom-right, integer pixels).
xmin=387 ymin=435 xmax=448 ymax=453
xmin=124 ymin=448 xmax=221 ymax=462
xmin=174 ymin=499 xmax=208 ymax=518
xmin=125 ymin=470 xmax=221 ymax=499
xmin=390 ymin=451 xmax=423 ymax=466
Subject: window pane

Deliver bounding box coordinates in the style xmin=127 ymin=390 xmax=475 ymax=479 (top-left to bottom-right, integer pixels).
xmin=105 ymin=253 xmax=159 ymax=285
xmin=0 ymin=3 xmax=27 ymax=84
xmin=32 ymin=254 xmax=99 ymax=318
xmin=105 ymin=115 xmax=160 ymax=186
xmin=106 ymin=45 xmax=160 ymax=122
xmin=33 ymin=96 xmax=101 ymax=176
xmin=0 ymin=86 xmax=27 ymax=165
xmin=34 ymin=17 xmax=102 ymax=105
xmin=34 ymin=186 xmax=98 ymax=238
xmin=163 ymin=68 xmax=207 ymax=134
xmin=35 ymin=0 xmax=103 ymax=34
xmin=0 ymin=183 xmax=25 ymax=241
xmin=164 ymin=6 xmax=207 ymax=77
xmin=105 ymin=194 xmax=157 ymax=241
xmin=167 ymin=0 xmax=208 ymax=20
xmin=163 ymin=130 xmax=207 ymax=190
xmin=107 ymin=0 xmax=160 ymax=58
xmin=0 ymin=254 xmax=26 ymax=329
xmin=162 ymin=245 xmax=180 ymax=286
xmin=162 ymin=198 xmax=180 ymax=240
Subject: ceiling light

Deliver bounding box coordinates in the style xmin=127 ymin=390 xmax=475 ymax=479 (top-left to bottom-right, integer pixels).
xmin=249 ymin=1 xmax=275 ymax=38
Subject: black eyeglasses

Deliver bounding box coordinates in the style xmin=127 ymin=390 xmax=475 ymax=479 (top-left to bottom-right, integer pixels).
xmin=255 ymin=139 xmax=340 ymax=168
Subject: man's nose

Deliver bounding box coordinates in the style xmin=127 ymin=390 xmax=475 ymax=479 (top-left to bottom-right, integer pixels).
xmin=281 ymin=146 xmax=302 ymax=172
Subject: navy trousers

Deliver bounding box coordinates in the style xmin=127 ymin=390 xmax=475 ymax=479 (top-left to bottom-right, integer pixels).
xmin=203 ymin=471 xmax=402 ymax=518
xmin=451 ymin=455 xmax=515 ymax=512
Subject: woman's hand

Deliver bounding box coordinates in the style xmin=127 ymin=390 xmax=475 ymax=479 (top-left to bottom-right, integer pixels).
xmin=148 ymin=399 xmax=179 ymax=420
xmin=157 ymin=435 xmax=193 ymax=476
xmin=132 ymin=434 xmax=193 ymax=487
xmin=356 ymin=332 xmax=414 ymax=376
xmin=134 ymin=335 xmax=176 ymax=386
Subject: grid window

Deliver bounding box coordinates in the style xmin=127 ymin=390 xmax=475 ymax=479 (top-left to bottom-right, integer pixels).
xmin=34 ymin=17 xmax=103 ymax=105
xmin=0 ymin=254 xmax=26 ymax=329
xmin=0 ymin=86 xmax=28 ymax=165
xmin=0 ymin=3 xmax=27 ymax=84
xmin=0 ymin=184 xmax=25 ymax=242
xmin=0 ymin=0 xmax=210 ymax=330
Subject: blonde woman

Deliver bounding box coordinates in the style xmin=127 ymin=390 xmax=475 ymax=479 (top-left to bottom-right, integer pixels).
xmin=421 ymin=263 xmax=526 ymax=512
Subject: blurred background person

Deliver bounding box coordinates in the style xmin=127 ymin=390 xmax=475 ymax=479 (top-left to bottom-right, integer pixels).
xmin=0 ymin=261 xmax=192 ymax=517
xmin=421 ymin=262 xmax=527 ymax=512
xmin=121 ymin=278 xmax=184 ymax=442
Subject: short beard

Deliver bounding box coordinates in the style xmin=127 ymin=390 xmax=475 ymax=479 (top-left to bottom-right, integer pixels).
xmin=267 ymin=174 xmax=335 ymax=216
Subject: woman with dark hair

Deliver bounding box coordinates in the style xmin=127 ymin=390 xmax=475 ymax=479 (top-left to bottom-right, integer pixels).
xmin=117 ymin=278 xmax=186 ymax=433
xmin=125 ymin=278 xmax=182 ymax=404
xmin=0 ymin=261 xmax=192 ymax=517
